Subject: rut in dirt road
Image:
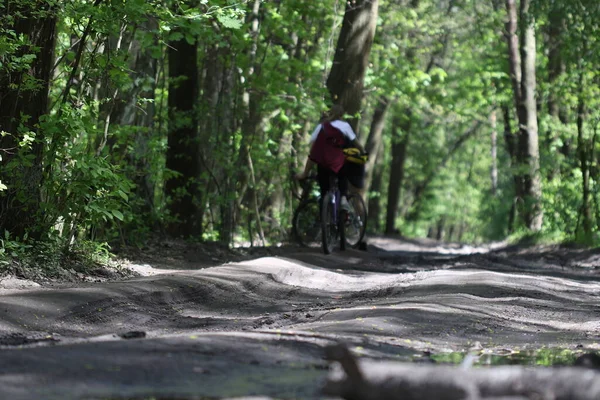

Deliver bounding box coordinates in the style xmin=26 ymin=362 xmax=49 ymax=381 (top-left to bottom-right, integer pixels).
xmin=1 ymin=239 xmax=599 ymax=399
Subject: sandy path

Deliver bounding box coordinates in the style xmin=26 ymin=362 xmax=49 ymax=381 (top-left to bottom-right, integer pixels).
xmin=0 ymin=238 xmax=599 ymax=399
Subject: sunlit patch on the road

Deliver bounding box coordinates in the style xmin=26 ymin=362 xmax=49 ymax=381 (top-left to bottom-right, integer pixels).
xmin=231 ymin=257 xmax=418 ymax=292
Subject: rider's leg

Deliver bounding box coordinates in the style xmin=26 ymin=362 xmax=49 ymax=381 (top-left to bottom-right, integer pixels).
xmin=317 ymin=165 xmax=331 ymax=198
xmin=337 ymin=164 xmax=351 ymax=211
xmin=317 ymin=165 xmax=332 ymax=213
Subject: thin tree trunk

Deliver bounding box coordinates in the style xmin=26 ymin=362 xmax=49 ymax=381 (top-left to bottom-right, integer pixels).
xmin=576 ymin=70 xmax=592 ymax=239
xmin=447 ymin=224 xmax=455 ymax=242
xmin=505 ymin=0 xmax=522 ymax=109
xmin=364 ymin=96 xmax=390 ymax=194
xmin=247 ymin=152 xmax=266 ymax=246
xmin=502 ymin=105 xmax=517 ymax=233
xmin=367 ymin=143 xmax=385 ymax=233
xmin=385 ymin=113 xmax=410 ymax=235
xmin=546 ymin=5 xmax=567 ymax=138
xmin=96 ymin=23 xmax=129 ymax=156
xmin=490 ymin=110 xmax=498 ymax=196
xmin=60 ymin=0 xmax=103 ymax=107
xmin=591 ymin=122 xmax=600 ymax=232
xmin=435 ymin=218 xmax=446 ymax=241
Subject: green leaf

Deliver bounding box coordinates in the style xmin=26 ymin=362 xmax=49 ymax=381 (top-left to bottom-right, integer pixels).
xmin=185 ymin=33 xmax=195 ymax=45
xmin=216 ymin=14 xmax=243 ymax=30
xmin=169 ymin=31 xmax=183 ymax=42
xmin=111 ymin=210 xmax=124 ymax=221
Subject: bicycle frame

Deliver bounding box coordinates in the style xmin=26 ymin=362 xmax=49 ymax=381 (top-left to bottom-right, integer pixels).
xmin=320 ymin=175 xmax=346 ymax=254
xmin=327 ymin=182 xmax=341 ymax=226
xmin=292 ymin=173 xmax=366 ymax=250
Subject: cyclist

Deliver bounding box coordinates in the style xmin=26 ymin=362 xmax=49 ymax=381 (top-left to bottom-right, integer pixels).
xmin=295 ymin=104 xmax=366 ymax=211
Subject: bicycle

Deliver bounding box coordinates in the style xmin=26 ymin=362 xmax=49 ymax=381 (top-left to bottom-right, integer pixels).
xmin=321 ymin=174 xmax=346 ymax=254
xmin=291 ymin=175 xmax=322 ymax=248
xmin=292 ymin=175 xmax=367 ymax=252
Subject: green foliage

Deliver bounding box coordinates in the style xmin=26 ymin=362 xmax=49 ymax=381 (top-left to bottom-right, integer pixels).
xmin=0 ymin=231 xmax=113 ymax=278
xmin=3 ymin=0 xmax=600 ymax=259
xmin=0 ymin=233 xmax=33 ymax=267
xmin=506 ymin=229 xmax=567 ymax=247
xmin=35 ymin=104 xmax=133 ymax=242
xmin=432 ymin=348 xmax=584 ymax=367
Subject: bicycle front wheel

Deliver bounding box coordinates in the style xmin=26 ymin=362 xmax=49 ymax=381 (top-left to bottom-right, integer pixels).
xmin=292 ymin=198 xmax=321 ymax=247
xmin=339 ymin=209 xmax=347 ymax=251
xmin=345 ymin=193 xmax=367 ymax=248
xmin=321 ymin=192 xmax=336 ymax=254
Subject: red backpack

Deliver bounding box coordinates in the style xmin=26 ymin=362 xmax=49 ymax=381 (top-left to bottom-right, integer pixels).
xmin=309 ymin=122 xmax=346 ymax=173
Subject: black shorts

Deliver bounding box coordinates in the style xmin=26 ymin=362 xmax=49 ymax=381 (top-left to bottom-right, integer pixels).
xmin=345 ymin=162 xmax=365 ymax=189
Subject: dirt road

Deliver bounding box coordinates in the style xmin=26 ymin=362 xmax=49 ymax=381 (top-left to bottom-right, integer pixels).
xmin=1 ymin=237 xmax=599 ymax=399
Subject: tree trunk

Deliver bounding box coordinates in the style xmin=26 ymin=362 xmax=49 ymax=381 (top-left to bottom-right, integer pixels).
xmin=165 ymin=35 xmax=200 ymax=237
xmin=435 ymin=218 xmax=446 ymax=241
xmin=385 ymin=112 xmax=410 ymax=235
xmin=576 ymin=71 xmax=592 ymax=240
xmin=546 ymin=6 xmax=567 ymax=132
xmin=504 ymin=0 xmax=525 ymax=224
xmin=502 ymin=105 xmax=518 ymax=233
xmin=0 ymin=2 xmax=56 ymax=238
xmin=490 ymin=110 xmax=498 ymax=196
xmin=364 ymin=96 xmax=390 ymax=194
xmin=517 ymin=0 xmax=543 ymax=231
xmin=326 ymin=0 xmax=379 ymax=131
xmin=367 ymin=143 xmax=385 ymax=233
xmin=96 ymin=23 xmax=128 ymax=156
xmin=505 ymin=0 xmax=522 ymax=109
xmin=504 ymin=0 xmax=543 ymax=232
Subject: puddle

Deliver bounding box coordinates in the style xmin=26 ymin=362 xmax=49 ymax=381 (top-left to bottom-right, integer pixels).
xmin=426 ymin=348 xmax=586 ymax=367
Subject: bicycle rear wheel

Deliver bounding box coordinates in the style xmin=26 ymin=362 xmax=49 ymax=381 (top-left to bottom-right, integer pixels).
xmin=345 ymin=193 xmax=367 ymax=248
xmin=321 ymin=192 xmax=336 ymax=254
xmin=292 ymin=198 xmax=321 ymax=247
